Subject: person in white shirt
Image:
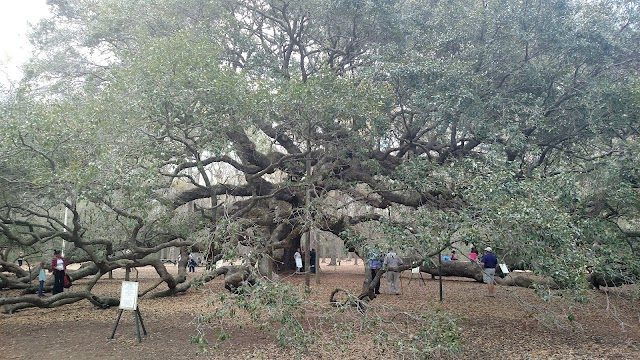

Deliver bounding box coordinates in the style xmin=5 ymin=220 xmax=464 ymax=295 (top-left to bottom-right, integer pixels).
xmin=383 ymin=250 xmax=403 ymax=295
xmin=50 ymin=250 xmax=66 ymax=295
xmin=294 ymin=248 xmax=303 ymax=273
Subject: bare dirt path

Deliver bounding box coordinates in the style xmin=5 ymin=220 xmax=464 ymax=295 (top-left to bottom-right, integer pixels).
xmin=1 ymin=261 xmax=638 ymax=359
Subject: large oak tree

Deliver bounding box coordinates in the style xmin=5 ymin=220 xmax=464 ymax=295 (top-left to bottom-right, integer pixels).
xmin=1 ymin=0 xmax=639 ymax=311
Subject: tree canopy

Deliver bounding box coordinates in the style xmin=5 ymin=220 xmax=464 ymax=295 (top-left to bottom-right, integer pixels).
xmin=1 ymin=0 xmax=639 ymax=312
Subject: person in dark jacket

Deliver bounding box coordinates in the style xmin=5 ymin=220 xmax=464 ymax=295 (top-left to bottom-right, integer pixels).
xmin=480 ymin=247 xmax=498 ymax=297
xmin=188 ymin=254 xmax=197 ymax=273
xmin=309 ymin=249 xmax=317 ymax=274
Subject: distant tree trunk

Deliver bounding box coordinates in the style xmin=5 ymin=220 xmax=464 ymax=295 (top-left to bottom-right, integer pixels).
xmin=267 ymin=251 xmax=273 ymax=279
xmin=303 ymin=232 xmax=310 ymax=285
xmin=328 ymin=239 xmax=338 ymax=265
xmin=256 ymin=253 xmax=272 ymax=278
xmin=304 ymin=147 xmax=312 ymax=287
xmin=361 ymin=262 xmax=374 ymax=295
xmin=178 ymin=247 xmax=188 ymax=276
xmin=313 ymin=229 xmax=320 ymax=285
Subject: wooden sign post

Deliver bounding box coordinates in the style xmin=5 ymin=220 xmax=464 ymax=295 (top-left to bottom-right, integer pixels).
xmin=110 ymin=281 xmax=148 ymax=343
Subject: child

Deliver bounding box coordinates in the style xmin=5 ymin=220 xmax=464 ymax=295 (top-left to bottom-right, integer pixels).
xmin=469 ymin=246 xmax=478 ymax=261
xmin=38 ymin=261 xmax=46 ymax=297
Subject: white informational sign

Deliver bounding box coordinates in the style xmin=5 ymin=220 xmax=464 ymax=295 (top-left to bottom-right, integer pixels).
xmin=499 ymin=263 xmax=510 ymax=274
xmin=215 ymin=259 xmax=224 ymax=269
xmin=411 ymin=267 xmax=420 ymax=274
xmin=119 ymin=281 xmax=139 ymax=310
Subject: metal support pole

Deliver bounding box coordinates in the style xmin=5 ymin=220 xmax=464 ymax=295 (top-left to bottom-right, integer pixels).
xmin=438 ymin=252 xmax=443 ymax=302
xmin=110 ymin=309 xmax=124 ymax=339
xmin=136 ymin=308 xmax=148 ymax=336
xmin=134 ymin=309 xmax=142 ymax=343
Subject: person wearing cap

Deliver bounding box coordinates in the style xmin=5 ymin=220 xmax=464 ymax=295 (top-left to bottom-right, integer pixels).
xmin=480 ymin=247 xmax=498 ymax=296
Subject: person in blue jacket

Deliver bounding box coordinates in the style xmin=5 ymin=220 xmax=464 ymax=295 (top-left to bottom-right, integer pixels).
xmin=368 ymin=247 xmax=383 ymax=295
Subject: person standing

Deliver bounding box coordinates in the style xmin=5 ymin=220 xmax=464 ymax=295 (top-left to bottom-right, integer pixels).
xmin=469 ymin=246 xmax=478 ymax=262
xmin=50 ymin=250 xmax=66 ymax=295
xmin=294 ymin=248 xmax=303 ymax=273
xmin=384 ymin=250 xmax=403 ymax=295
xmin=368 ymin=247 xmax=383 ymax=295
xmin=188 ymin=254 xmax=197 ymax=273
xmin=309 ymin=248 xmax=317 ymax=274
xmin=480 ymin=246 xmax=498 ymax=297
xmin=38 ymin=261 xmax=47 ymax=297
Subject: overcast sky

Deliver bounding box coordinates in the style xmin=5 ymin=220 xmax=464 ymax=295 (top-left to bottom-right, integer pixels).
xmin=0 ymin=0 xmax=50 ymax=84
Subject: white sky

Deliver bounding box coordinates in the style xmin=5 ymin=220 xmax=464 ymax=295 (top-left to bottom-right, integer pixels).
xmin=0 ymin=0 xmax=51 ymax=84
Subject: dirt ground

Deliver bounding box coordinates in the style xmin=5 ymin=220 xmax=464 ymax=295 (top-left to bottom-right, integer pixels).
xmin=1 ymin=260 xmax=638 ymax=359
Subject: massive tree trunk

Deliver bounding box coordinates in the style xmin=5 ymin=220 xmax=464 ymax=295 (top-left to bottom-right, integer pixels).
xmin=342 ymin=260 xmax=609 ymax=304
xmin=419 ymin=261 xmax=484 ymax=282
xmin=417 ymin=261 xmax=560 ymax=288
xmin=587 ymin=272 xmax=636 ymax=290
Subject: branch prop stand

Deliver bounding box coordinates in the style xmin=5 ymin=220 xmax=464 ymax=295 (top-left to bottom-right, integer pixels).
xmin=438 ymin=252 xmax=443 ymax=302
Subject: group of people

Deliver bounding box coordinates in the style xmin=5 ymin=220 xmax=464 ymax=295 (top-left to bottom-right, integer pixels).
xmin=368 ymin=245 xmax=499 ymax=297
xmin=443 ymin=246 xmax=479 ymax=262
xmin=446 ymin=245 xmax=499 ymax=297
xmin=442 ymin=250 xmax=457 ymax=261
xmin=36 ymin=249 xmax=68 ymax=297
xmin=36 ymin=244 xmax=499 ymax=298
xmin=368 ymin=247 xmax=404 ymax=295
xmin=293 ymin=247 xmax=317 ymax=274
xmin=292 ymin=245 xmax=405 ymax=295
xmin=177 ymin=253 xmax=200 ymax=272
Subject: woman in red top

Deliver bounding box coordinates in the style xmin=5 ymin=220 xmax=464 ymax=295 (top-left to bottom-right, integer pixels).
xmin=50 ymin=250 xmax=66 ymax=294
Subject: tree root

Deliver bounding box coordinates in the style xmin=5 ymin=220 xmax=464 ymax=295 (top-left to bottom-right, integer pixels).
xmin=144 ymin=265 xmax=243 ymax=299
xmin=329 ymin=287 xmax=369 ymax=313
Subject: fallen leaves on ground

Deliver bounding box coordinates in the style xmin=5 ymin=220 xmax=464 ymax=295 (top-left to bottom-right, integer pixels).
xmin=1 ymin=261 xmax=638 ymax=359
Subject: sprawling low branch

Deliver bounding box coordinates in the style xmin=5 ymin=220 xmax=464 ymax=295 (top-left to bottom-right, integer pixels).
xmin=1 ymin=290 xmax=119 ymax=314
